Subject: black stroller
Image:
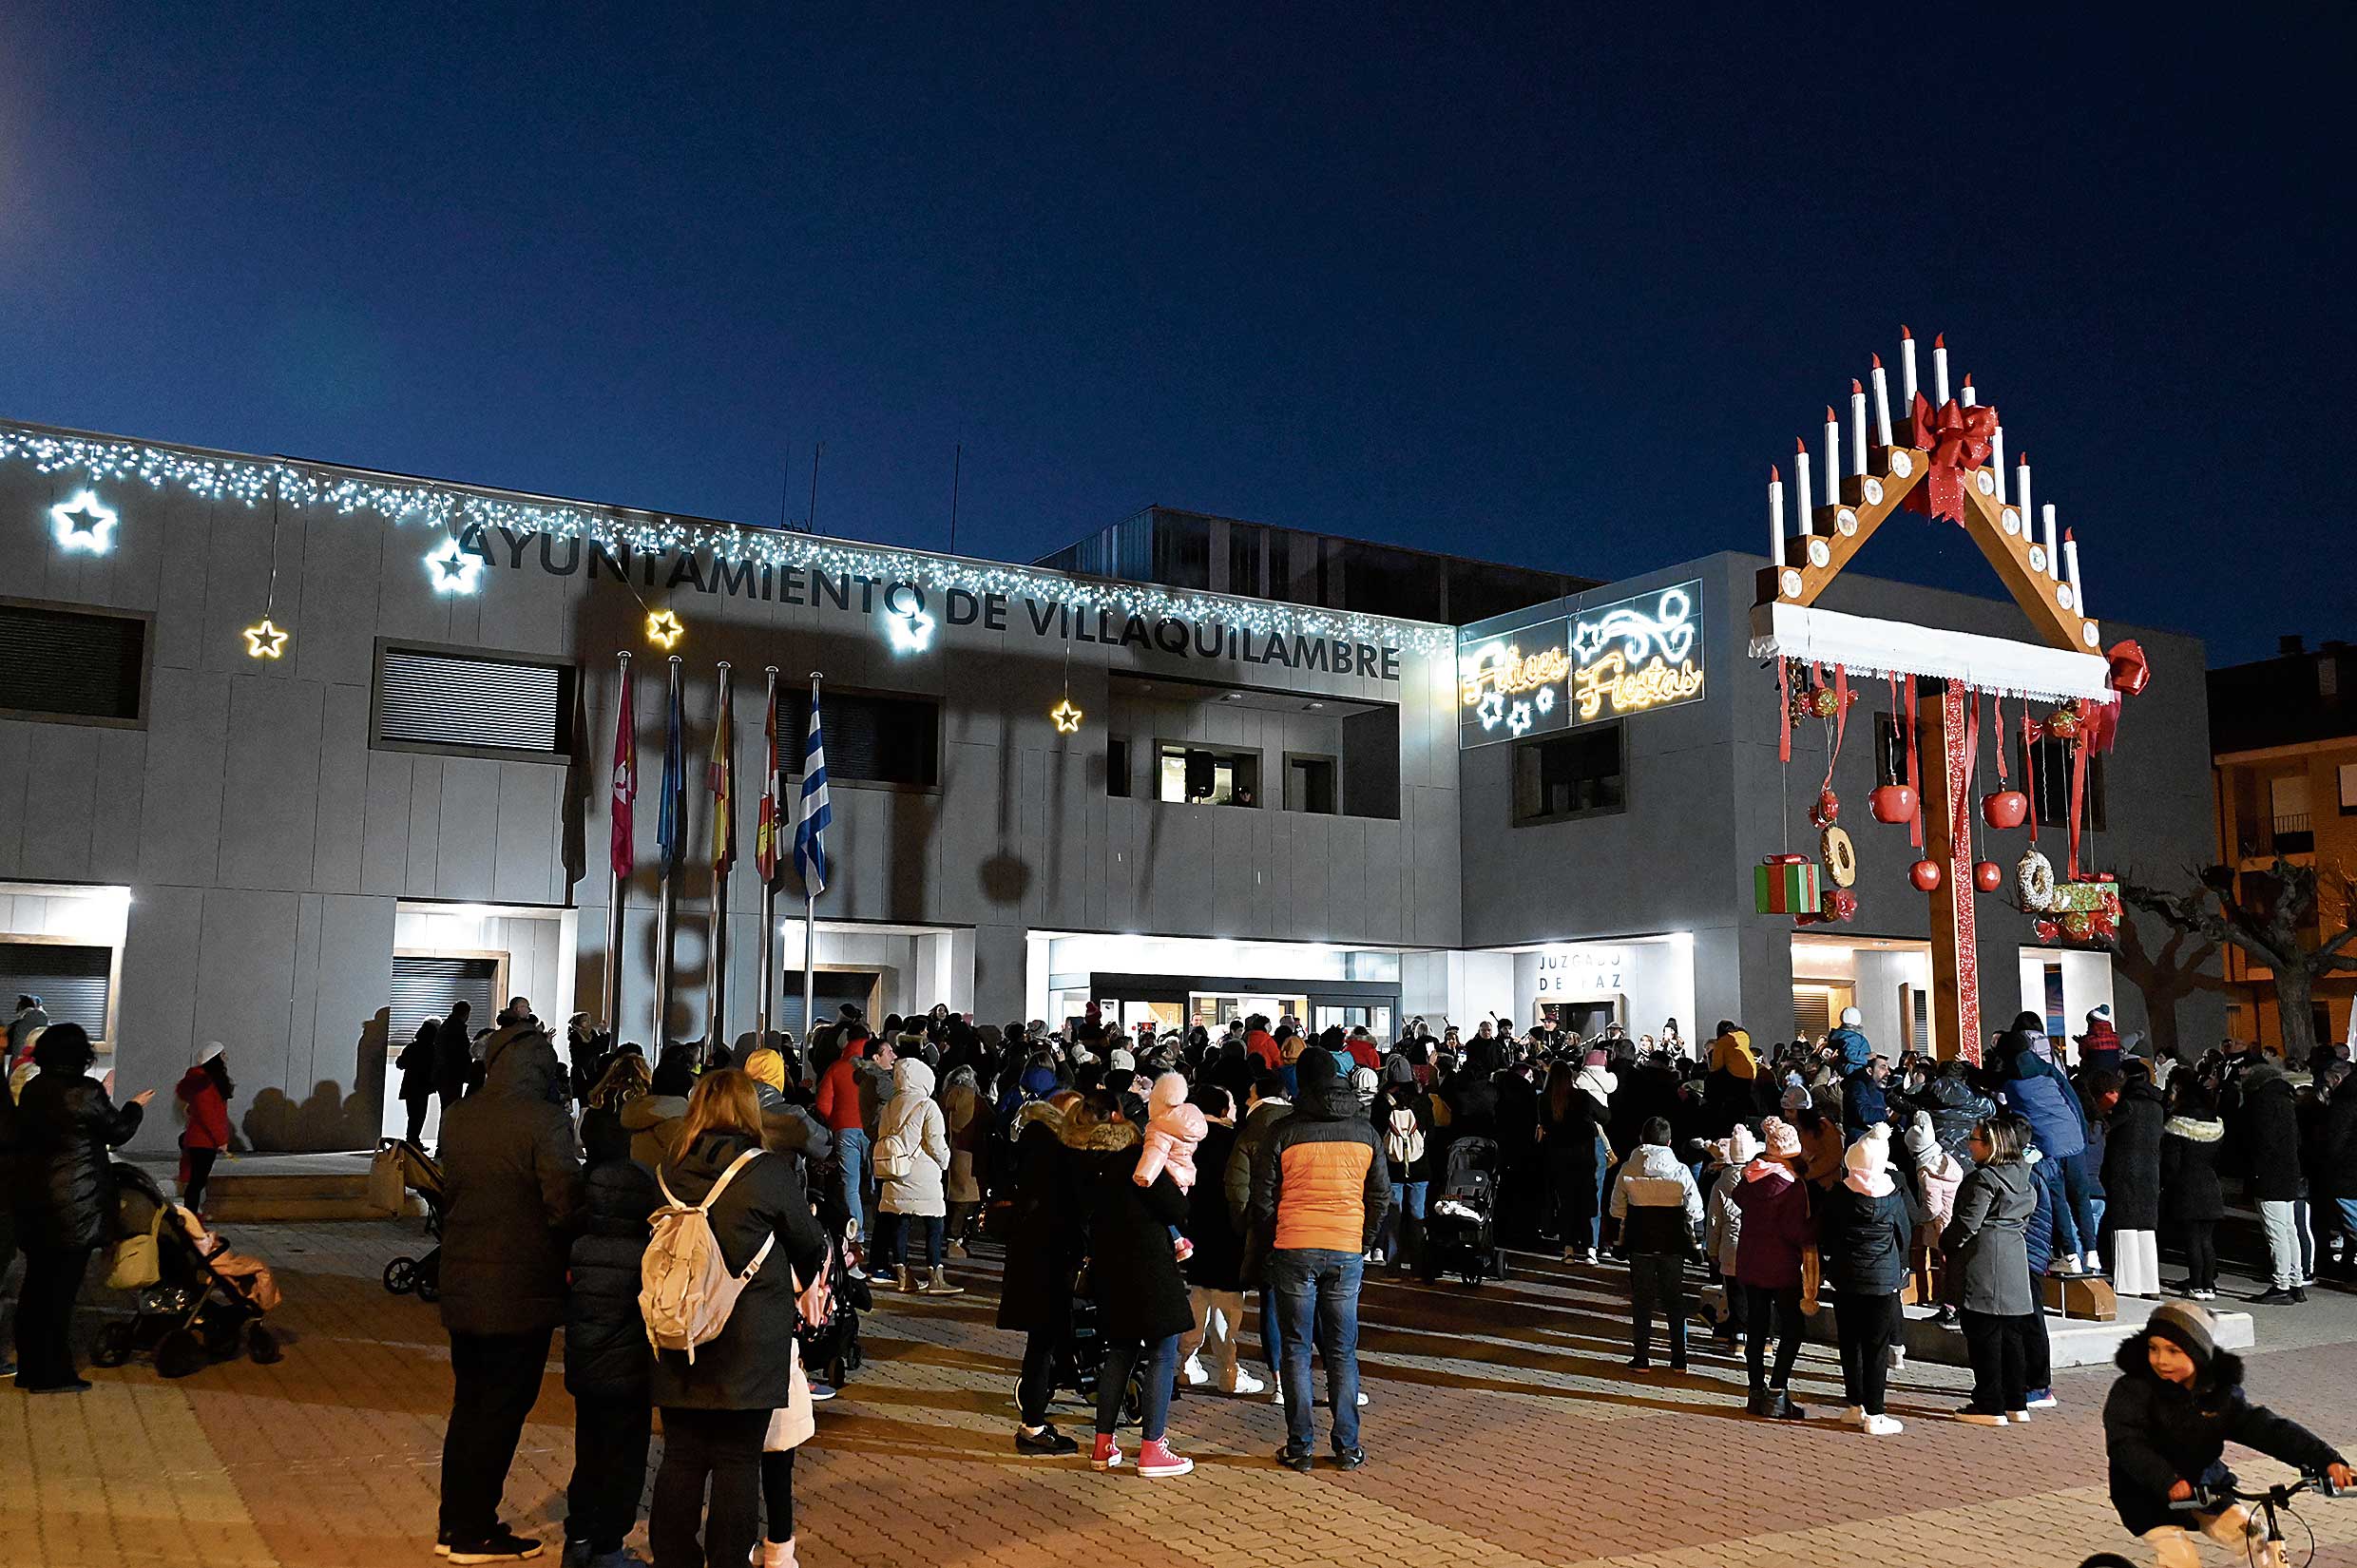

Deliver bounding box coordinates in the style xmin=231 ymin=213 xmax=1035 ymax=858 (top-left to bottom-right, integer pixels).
xmin=797 ymin=1168 xmax=871 ymax=1388
xmin=1056 ymin=1258 xmax=1145 ymax=1425
xmin=378 ymin=1138 xmax=447 ymax=1303
xmin=92 ymin=1163 xmax=282 ymax=1377
xmin=1421 ymin=1136 xmax=1507 ymax=1285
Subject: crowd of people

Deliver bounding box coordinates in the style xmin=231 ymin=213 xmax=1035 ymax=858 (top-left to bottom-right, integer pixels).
xmin=6 ymin=984 xmax=2357 ymax=1565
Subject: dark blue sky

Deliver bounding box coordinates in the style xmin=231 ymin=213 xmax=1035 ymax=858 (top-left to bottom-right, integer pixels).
xmin=5 ymin=6 xmax=2348 ymax=663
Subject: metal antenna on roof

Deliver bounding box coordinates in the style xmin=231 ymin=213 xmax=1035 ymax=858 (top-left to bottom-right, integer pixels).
xmin=807 ymin=439 xmax=823 ymax=535
xmin=949 ymin=441 xmax=962 ymax=556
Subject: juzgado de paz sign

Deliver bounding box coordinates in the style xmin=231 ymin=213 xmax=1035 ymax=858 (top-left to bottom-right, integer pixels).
xmin=449 ymin=522 xmax=1403 ymax=680
xmin=1457 ymin=580 xmax=1706 ymax=746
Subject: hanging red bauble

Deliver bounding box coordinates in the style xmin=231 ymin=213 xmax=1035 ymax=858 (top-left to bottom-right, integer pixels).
xmin=1975 ymin=860 xmax=2004 ymax=892
xmin=1871 ymin=784 xmax=1917 ymax=824
xmin=2034 ymin=917 xmax=2060 ymax=943
xmin=1982 ymin=790 xmax=2029 ymax=831
xmin=1811 ymin=685 xmax=1841 ymax=719
xmin=2062 ymin=909 xmax=2094 ymax=941
xmin=1811 ymin=787 xmax=1841 ymax=827
xmin=1824 ymin=887 xmax=1859 ymax=921
xmin=1909 ymin=859 xmax=1944 ymax=891
xmin=2091 ymin=909 xmax=2118 ymax=942
xmin=2045 ymin=703 xmax=2083 ymax=741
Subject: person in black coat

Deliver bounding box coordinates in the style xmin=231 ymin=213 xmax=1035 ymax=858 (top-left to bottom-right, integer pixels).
xmin=2313 ymin=1064 xmax=2357 ymax=1281
xmin=2160 ymin=1079 xmax=2228 ymax=1299
xmin=649 ymin=1072 xmax=831 ymax=1568
xmin=1492 ymin=1060 xmax=1543 ymax=1246
xmin=1065 ymin=1090 xmax=1197 ymax=1474
xmin=1178 ymin=1086 xmax=1258 ymax=1393
xmin=1823 ymin=1126 xmax=1912 ymax=1431
xmin=394 ymin=1018 xmax=438 ymax=1144
xmin=2234 ymin=1058 xmax=2310 ymax=1301
xmin=563 ymin=1119 xmax=658 ymax=1568
xmin=2098 ymin=1063 xmax=2167 ymax=1297
xmin=432 ymin=1023 xmax=580 ymax=1561
xmin=997 ymin=1090 xmax=1083 ymax=1455
xmin=10 ymin=1023 xmax=150 ymax=1392
xmin=431 ymin=1000 xmax=474 ymax=1129
xmin=1541 ymin=1063 xmax=1608 ymax=1262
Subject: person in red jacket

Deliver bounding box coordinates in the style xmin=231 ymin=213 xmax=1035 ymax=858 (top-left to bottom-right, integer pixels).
xmin=814 ymin=1026 xmax=873 ymax=1254
xmin=176 ymin=1042 xmax=235 ymax=1214
xmin=1244 ymin=1016 xmax=1280 ymax=1073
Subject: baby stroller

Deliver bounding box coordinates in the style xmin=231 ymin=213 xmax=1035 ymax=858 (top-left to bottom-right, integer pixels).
xmin=797 ymin=1171 xmax=871 ymax=1387
xmin=1056 ymin=1258 xmax=1144 ymax=1425
xmin=1422 ymin=1137 xmax=1507 ymax=1285
xmin=378 ymin=1138 xmax=447 ymax=1303
xmin=91 ymin=1162 xmax=282 ymax=1377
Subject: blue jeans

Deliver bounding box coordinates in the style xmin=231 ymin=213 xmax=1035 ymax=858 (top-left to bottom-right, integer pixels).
xmin=1098 ymin=1331 xmax=1178 ymax=1442
xmin=1270 ymin=1248 xmax=1364 ymax=1454
xmin=1584 ymin=1141 xmax=1609 ymax=1251
xmin=834 ymin=1127 xmax=870 ymax=1244
xmin=889 ymin=1212 xmax=943 ymax=1269
xmin=1378 ymin=1180 xmax=1428 ymax=1257
xmin=2054 ymin=1152 xmax=2102 ymax=1260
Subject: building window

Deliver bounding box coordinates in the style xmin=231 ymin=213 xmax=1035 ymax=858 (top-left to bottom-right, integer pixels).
xmin=374 ymin=645 xmax=575 ymax=760
xmin=1284 ymin=753 xmax=1338 ymax=815
xmin=1158 ymin=744 xmax=1260 ymax=807
xmin=1107 ymin=736 xmax=1133 ymax=798
xmin=0 ymin=600 xmax=148 ymax=727
xmin=389 ymin=954 xmax=501 ymax=1041
xmin=792 ymin=690 xmax=940 ymax=787
xmin=2339 ymin=761 xmax=2357 ymax=815
xmin=0 ymin=941 xmax=112 ymax=1041
xmin=1227 ymin=528 xmax=1263 ymax=598
xmin=2017 ymin=734 xmax=2107 ymax=832
xmin=1513 ymin=723 xmax=1624 ymax=825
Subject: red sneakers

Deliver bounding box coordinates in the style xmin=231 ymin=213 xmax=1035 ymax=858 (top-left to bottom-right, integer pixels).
xmin=1088 ymin=1434 xmax=1123 ymax=1470
xmin=1135 ymin=1439 xmax=1194 ymax=1478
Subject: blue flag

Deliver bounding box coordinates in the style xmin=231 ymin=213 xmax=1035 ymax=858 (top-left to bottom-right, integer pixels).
xmin=793 ymin=678 xmax=831 ymax=895
xmin=657 ymin=665 xmax=685 ymax=869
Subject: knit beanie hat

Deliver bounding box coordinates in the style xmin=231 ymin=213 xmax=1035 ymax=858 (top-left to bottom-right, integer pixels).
xmin=1902 ymin=1109 xmax=1941 ymax=1164
xmin=1584 ymin=1046 xmax=1608 ymax=1066
xmin=1844 ymin=1124 xmax=1894 ymax=1194
xmin=2146 ymin=1300 xmax=2218 ymax=1370
xmin=1839 ymin=1006 xmax=1863 ymax=1027
xmin=197 ymin=1041 xmax=226 ymax=1065
xmin=1109 ymin=1048 xmax=1136 ymax=1072
xmin=1761 ymin=1117 xmax=1801 ymax=1160
xmin=1714 ymin=1124 xmax=1762 ymax=1166
xmin=1148 ymin=1070 xmax=1188 ymax=1113
xmin=1351 ymin=1065 xmax=1379 ymax=1099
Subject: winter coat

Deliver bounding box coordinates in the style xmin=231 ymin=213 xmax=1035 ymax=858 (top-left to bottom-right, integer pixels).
xmin=621 ymin=1094 xmax=689 ymax=1170
xmin=1703 ymin=1028 xmax=1767 ymax=1135
xmin=2101 ymin=1080 xmax=2167 ymax=1231
xmin=2315 ymin=1082 xmax=2357 ymax=1200
xmin=1914 ymin=1148 xmax=1965 ymax=1232
xmin=2103 ymin=1332 xmax=2346 ymax=1537
xmin=564 ymin=1157 xmax=659 ymax=1397
xmin=2159 ymin=1115 xmax=2226 ymax=1225
xmin=996 ymin=1101 xmax=1079 ymax=1333
xmin=12 ymin=1068 xmax=144 ymax=1251
xmin=1069 ymin=1116 xmax=1194 ymax=1343
xmin=1183 ymin=1120 xmax=1246 ymax=1291
xmin=1704 ymin=1164 xmax=1746 ymax=1277
xmin=874 ymin=1059 xmax=949 ymax=1216
xmin=1922 ymin=1075 xmax=1996 ymax=1162
xmin=395 ymin=1023 xmax=437 ymax=1105
xmin=1137 ymin=1083 xmax=1207 ymax=1191
xmin=1995 ymin=1035 xmax=2086 ymax=1161
xmin=754 ymin=1084 xmax=834 ymax=1174
xmin=1250 ymin=1053 xmax=1389 ymax=1257
xmin=1943 ymin=1158 xmax=2036 ymax=1316
xmin=1225 ymin=1096 xmax=1292 ymax=1233
xmin=176 ymin=1065 xmax=232 ymax=1151
xmin=1606 ymin=1142 xmax=1701 ymax=1257
xmin=1821 ymin=1182 xmax=1910 ymax=1296
xmin=812 ymin=1041 xmax=868 ymax=1134
xmin=1841 ymin=1070 xmax=1888 ymax=1138
xmin=435 ymin=1027 xmax=582 ymax=1334
xmin=431 ymin=1013 xmax=474 ymax=1100
xmin=650 ymin=1129 xmax=829 ymax=1412
xmin=2236 ymin=1061 xmax=2305 ymax=1201
xmin=1731 ymin=1159 xmax=1811 ymax=1289
xmin=1827 ymin=1025 xmax=1874 ymax=1077
xmin=1795 ymin=1116 xmax=1844 ymax=1190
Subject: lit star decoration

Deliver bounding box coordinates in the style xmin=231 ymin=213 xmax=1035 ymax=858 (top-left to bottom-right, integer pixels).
xmin=645 ymin=609 xmax=684 ymax=649
xmin=48 ymin=489 xmax=116 ymax=553
xmin=882 ymin=602 xmax=935 ymax=653
xmin=1050 ymin=698 xmax=1083 ymax=734
xmin=1507 ymin=698 xmax=1535 ymax=736
xmin=1535 ymin=686 xmax=1556 ymax=715
xmin=1475 ymin=692 xmax=1505 ymax=731
xmin=0 ymin=421 xmax=1452 ymax=656
xmin=425 ymin=537 xmax=484 ymax=595
xmin=242 ymin=619 xmax=289 ymax=660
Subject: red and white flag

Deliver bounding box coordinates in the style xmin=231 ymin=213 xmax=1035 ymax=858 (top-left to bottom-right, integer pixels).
xmin=609 ymin=658 xmax=638 ymax=878
xmin=755 ymin=671 xmax=782 ymax=884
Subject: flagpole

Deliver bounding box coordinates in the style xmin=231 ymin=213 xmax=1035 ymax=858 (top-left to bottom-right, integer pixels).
xmin=603 ymin=651 xmax=631 ymax=1036
xmin=755 ymin=665 xmax=779 ymax=1047
xmin=656 ymin=653 xmax=682 ymax=1049
xmin=709 ymin=660 xmax=735 ymax=1057
xmin=802 ymin=670 xmax=824 ymax=1049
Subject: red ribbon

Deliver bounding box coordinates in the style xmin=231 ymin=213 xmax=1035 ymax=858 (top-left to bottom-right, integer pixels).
xmin=1777 ymin=658 xmax=1792 ymax=764
xmin=2023 ymin=712 xmax=2041 ymax=840
xmin=1905 ymin=392 xmax=2000 ymax=524
xmin=2083 ymin=640 xmax=2150 ymax=755
xmin=1952 ymin=687 xmax=1980 ymax=866
xmin=1993 ymin=694 xmax=2007 ymax=782
xmin=1905 ymin=674 xmax=1923 ymax=849
xmin=2068 ymin=736 xmax=2090 ymax=881
xmin=1819 ymin=664 xmax=1850 ymax=797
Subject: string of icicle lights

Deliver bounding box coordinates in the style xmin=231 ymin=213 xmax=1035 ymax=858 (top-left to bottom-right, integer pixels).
xmin=1 ymin=420 xmax=1456 ymax=655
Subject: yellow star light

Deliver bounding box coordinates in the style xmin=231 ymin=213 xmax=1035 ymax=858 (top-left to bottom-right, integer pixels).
xmin=1050 ymin=698 xmax=1083 ymax=734
xmin=242 ymin=619 xmax=289 ymax=660
xmin=645 ymin=609 xmax=684 ymax=649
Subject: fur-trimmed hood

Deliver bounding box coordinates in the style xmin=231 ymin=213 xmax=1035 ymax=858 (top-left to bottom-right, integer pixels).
xmin=1014 ymin=1099 xmax=1068 ymax=1137
xmin=2164 ymin=1114 xmax=2224 ymax=1143
xmin=1061 ymin=1115 xmax=1140 ymax=1153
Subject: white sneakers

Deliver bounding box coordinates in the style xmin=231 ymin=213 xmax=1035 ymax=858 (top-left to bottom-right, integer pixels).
xmin=1182 ymin=1356 xmax=1212 ymax=1387
xmin=1224 ymin=1367 xmax=1266 ymax=1396
xmin=1862 ymin=1413 xmax=1904 ymax=1436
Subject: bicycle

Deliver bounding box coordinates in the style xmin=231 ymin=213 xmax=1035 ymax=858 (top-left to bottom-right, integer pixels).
xmin=2077 ymin=1473 xmax=2346 ymax=1568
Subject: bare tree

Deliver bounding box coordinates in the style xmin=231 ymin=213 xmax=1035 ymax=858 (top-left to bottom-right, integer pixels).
xmin=2109 ymin=910 xmax=2220 ymax=1064
xmin=2123 ymin=858 xmax=2357 ymax=1064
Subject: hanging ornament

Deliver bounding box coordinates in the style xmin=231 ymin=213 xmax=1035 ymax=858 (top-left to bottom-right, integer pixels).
xmin=1810 ymin=684 xmax=1842 ymax=719
xmin=1820 ymin=824 xmax=1857 ymax=887
xmin=1908 ymin=859 xmax=1944 ymax=891
xmin=242 ymin=618 xmax=290 ymax=659
xmin=1810 ymin=787 xmax=1840 ymax=827
xmin=1974 ymin=860 xmax=2004 ymax=893
xmin=2061 ymin=909 xmax=2094 ymax=942
xmin=1049 ymin=698 xmax=1083 ymax=734
xmin=1823 ymin=887 xmax=1858 ymax=921
xmin=2044 ymin=702 xmax=2083 ymax=742
xmin=1871 ymin=783 xmax=1917 ymax=824
xmin=1983 ymin=789 xmax=2029 ymax=831
xmin=2033 ymin=917 xmax=2061 ymax=944
xmin=425 ymin=536 xmax=484 ymax=595
xmin=2017 ymin=847 xmax=2057 ymax=909
xmin=48 ymin=489 xmax=117 ymax=553
xmin=645 ymin=609 xmax=684 ymax=649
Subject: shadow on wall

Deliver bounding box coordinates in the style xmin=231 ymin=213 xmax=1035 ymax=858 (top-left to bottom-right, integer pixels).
xmin=238 ymin=1009 xmax=390 ymax=1152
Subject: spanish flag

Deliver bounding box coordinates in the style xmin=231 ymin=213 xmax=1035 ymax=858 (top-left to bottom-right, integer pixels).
xmin=754 ymin=671 xmax=781 ymax=884
xmin=707 ymin=663 xmax=737 ymax=874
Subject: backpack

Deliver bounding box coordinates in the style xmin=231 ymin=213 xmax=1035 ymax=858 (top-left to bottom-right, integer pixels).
xmin=1384 ymin=1108 xmax=1426 ymax=1170
xmin=640 ymin=1148 xmax=773 ymax=1362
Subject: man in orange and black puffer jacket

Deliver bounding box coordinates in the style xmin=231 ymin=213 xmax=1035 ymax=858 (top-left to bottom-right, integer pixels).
xmin=1249 ymin=1048 xmax=1388 ymax=1474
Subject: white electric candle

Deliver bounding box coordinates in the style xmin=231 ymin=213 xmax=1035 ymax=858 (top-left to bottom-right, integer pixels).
xmin=1849 ymin=380 xmax=1868 ymax=475
xmin=1794 ymin=436 xmax=1813 ymax=529
xmin=2063 ymin=528 xmax=2083 ymax=616
xmin=1991 ymin=424 xmax=2006 ymax=504
xmin=1870 ymin=354 xmax=1893 ymax=446
xmin=2043 ymin=502 xmax=2060 ymax=582
xmin=1769 ymin=466 xmax=1786 ymax=567
xmin=1933 ymin=333 xmax=1950 ymax=406
xmin=1960 ymin=373 xmax=1977 ymax=408
xmin=1824 ymin=406 xmax=1839 ymax=506
xmin=1900 ymin=327 xmax=1918 ymax=410
xmin=2018 ymin=454 xmax=2034 ymax=563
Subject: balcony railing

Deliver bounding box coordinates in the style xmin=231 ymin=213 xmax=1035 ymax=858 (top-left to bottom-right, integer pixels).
xmin=2239 ymin=811 xmax=2316 ymax=858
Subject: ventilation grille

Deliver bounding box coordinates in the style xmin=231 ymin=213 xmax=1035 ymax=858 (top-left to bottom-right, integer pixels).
xmin=378 ymin=649 xmax=568 ymax=754
xmin=390 ymin=955 xmax=500 ymax=1040
xmin=0 ymin=604 xmax=144 ymax=722
xmin=0 ymin=943 xmax=112 ymax=1038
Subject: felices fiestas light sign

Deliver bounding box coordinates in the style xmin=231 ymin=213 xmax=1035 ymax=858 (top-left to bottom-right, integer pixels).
xmin=1458 ymin=580 xmax=1706 ymax=747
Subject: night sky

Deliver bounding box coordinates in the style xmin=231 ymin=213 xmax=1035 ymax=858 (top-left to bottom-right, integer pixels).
xmin=4 ymin=6 xmax=2349 ymax=664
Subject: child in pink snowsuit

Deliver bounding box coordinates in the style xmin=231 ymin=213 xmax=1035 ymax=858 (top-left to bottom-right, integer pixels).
xmin=1136 ymin=1071 xmax=1208 ymax=1259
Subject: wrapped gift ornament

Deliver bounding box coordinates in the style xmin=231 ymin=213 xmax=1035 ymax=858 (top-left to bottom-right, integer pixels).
xmin=1755 ymin=853 xmax=1822 ymax=916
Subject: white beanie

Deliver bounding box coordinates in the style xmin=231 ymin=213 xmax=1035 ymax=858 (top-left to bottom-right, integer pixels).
xmin=1108 ymin=1048 xmax=1136 ymax=1072
xmin=2087 ymin=1004 xmax=2114 ymax=1025
xmin=1903 ymin=1109 xmax=1941 ymax=1163
xmin=197 ymin=1041 xmax=225 ymax=1065
xmin=1839 ymin=1006 xmax=1863 ymax=1028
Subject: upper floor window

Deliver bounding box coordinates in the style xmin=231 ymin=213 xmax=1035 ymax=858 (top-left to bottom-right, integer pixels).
xmin=0 ymin=600 xmax=148 ymax=728
xmin=374 ymin=644 xmax=575 ymax=761
xmin=1514 ymin=723 xmax=1624 ymax=825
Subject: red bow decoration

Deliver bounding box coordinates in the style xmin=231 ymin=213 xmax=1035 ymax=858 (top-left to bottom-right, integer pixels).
xmin=1905 ymin=392 xmax=1999 ymax=523
xmin=2081 ymin=639 xmax=2150 ymax=755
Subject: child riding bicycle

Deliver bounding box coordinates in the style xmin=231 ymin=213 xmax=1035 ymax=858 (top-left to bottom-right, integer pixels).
xmin=2102 ymin=1300 xmax=2352 ymax=1567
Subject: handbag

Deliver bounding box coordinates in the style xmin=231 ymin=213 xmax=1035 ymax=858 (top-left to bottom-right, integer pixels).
xmin=1799 ymin=1243 xmax=1823 ymax=1315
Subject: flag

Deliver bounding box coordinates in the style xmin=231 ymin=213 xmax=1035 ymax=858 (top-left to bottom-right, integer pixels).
xmin=755 ymin=674 xmax=782 ymax=884
xmin=708 ymin=666 xmax=737 ymax=874
xmin=562 ymin=668 xmax=591 ymax=887
xmin=657 ymin=663 xmax=685 ymax=870
xmin=608 ymin=658 xmax=637 ymax=879
xmin=793 ymin=678 xmax=831 ymax=896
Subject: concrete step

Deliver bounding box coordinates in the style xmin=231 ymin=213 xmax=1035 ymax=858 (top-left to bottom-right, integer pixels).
xmin=128 ymin=1151 xmax=397 ymax=1222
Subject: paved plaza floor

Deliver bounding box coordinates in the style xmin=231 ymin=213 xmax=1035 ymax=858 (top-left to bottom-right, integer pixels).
xmin=5 ymin=1218 xmax=2356 ymax=1568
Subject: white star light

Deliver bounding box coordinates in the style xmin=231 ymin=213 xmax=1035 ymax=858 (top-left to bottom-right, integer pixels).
xmin=425 ymin=537 xmax=483 ymax=594
xmin=1508 ymin=698 xmax=1535 ymax=736
xmin=48 ymin=490 xmax=116 ymax=554
xmin=1535 ymin=687 xmax=1557 ymax=715
xmin=1476 ymin=691 xmax=1505 ymax=730
xmin=883 ymin=604 xmax=935 ymax=653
